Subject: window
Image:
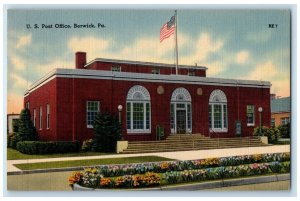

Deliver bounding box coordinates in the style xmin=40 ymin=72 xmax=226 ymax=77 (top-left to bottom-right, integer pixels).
xmin=209 ymin=89 xmax=228 ymax=132
xmin=39 ymin=106 xmax=42 ymax=130
xmin=126 ymin=85 xmax=151 ymax=133
xmin=151 ymin=68 xmax=160 ymax=74
xmin=246 ymin=105 xmax=255 ymax=126
xmin=46 ymin=104 xmax=50 ymax=129
xmin=111 ymin=65 xmax=121 ymax=72
xmin=87 ymin=101 xmax=100 ymax=128
xmin=271 ymin=118 xmax=275 ymax=128
xmin=188 ymin=69 xmax=195 ymax=76
xmin=33 ymin=109 xmax=36 ymax=127
xmin=26 ymin=102 xmax=30 ymax=109
xmin=281 ymin=117 xmax=290 ymax=125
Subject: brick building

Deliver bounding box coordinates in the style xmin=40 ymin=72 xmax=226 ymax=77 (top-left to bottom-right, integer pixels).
xmin=24 ymin=52 xmax=271 ymax=142
xmin=271 ymin=97 xmax=290 ymax=127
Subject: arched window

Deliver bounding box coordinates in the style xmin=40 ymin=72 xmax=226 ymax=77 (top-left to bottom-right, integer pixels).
xmin=126 ymin=85 xmax=151 ymax=133
xmin=209 ymin=89 xmax=228 ymax=132
xmin=170 ymin=87 xmax=192 ymax=134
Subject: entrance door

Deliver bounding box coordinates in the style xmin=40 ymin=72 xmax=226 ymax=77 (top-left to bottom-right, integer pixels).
xmin=176 ymin=109 xmax=186 ymax=134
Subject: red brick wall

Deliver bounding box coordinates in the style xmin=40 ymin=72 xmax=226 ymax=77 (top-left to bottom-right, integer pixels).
xmin=86 ymin=61 xmax=206 ymax=77
xmin=25 ymin=76 xmax=270 ymax=142
xmin=24 ymin=79 xmax=57 ymax=141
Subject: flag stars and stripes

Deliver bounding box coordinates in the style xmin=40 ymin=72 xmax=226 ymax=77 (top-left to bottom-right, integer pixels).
xmin=160 ymin=15 xmax=175 ymax=43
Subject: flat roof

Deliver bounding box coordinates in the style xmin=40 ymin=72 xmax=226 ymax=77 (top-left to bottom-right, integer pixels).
xmin=271 ymin=97 xmax=291 ymax=113
xmin=84 ymin=58 xmax=208 ymax=70
xmin=24 ymin=68 xmax=271 ymax=96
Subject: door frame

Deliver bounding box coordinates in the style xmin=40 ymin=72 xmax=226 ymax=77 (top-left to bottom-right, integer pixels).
xmin=171 ymin=102 xmax=192 ymax=134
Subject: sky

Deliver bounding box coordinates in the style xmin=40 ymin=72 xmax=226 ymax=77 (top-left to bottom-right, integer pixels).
xmin=7 ymin=9 xmax=290 ymax=114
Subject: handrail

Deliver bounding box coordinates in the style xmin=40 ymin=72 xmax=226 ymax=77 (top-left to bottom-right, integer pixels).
xmin=209 ymin=129 xmax=220 ymax=147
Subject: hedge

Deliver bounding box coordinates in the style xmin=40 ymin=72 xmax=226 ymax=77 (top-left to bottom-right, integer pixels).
xmin=16 ymin=141 xmax=80 ymax=155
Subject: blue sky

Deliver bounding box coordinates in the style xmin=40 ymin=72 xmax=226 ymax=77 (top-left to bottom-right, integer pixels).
xmin=7 ymin=9 xmax=290 ymax=113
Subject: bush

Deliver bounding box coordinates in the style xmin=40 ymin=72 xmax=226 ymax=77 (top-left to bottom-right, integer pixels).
xmin=277 ymin=123 xmax=290 ymax=138
xmin=253 ymin=126 xmax=281 ymax=143
xmin=16 ymin=141 xmax=80 ymax=155
xmin=92 ymin=110 xmax=121 ymax=152
xmin=7 ymin=133 xmax=18 ymax=148
xmin=14 ymin=109 xmax=38 ymax=148
xmin=81 ymin=139 xmax=94 ymax=152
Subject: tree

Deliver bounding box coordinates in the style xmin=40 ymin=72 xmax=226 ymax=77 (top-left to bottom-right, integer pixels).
xmin=277 ymin=123 xmax=290 ymax=138
xmin=92 ymin=110 xmax=121 ymax=152
xmin=15 ymin=108 xmax=38 ymax=143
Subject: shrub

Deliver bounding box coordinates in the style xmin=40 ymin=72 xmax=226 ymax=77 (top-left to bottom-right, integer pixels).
xmin=7 ymin=133 xmax=18 ymax=148
xmin=92 ymin=110 xmax=121 ymax=152
xmin=253 ymin=126 xmax=281 ymax=143
xmin=14 ymin=109 xmax=38 ymax=149
xmin=81 ymin=139 xmax=94 ymax=152
xmin=16 ymin=141 xmax=80 ymax=155
xmin=277 ymin=123 xmax=290 ymax=138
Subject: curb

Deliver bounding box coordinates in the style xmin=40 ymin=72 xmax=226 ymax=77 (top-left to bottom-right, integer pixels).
xmin=7 ymin=166 xmax=86 ymax=175
xmin=72 ymin=173 xmax=290 ymax=191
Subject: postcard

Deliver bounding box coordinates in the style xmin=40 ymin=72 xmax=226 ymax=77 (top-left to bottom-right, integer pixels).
xmin=6 ymin=7 xmax=291 ymax=193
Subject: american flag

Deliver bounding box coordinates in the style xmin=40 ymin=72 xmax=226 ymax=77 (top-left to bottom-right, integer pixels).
xmin=160 ymin=15 xmax=175 ymax=43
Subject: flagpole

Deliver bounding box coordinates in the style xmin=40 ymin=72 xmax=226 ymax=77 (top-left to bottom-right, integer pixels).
xmin=175 ymin=10 xmax=179 ymax=75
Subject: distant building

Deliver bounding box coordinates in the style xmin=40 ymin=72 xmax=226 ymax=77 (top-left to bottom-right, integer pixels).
xmin=271 ymin=97 xmax=290 ymax=127
xmin=7 ymin=114 xmax=20 ymax=134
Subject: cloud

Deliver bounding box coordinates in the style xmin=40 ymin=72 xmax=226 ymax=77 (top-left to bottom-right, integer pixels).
xmin=235 ymin=50 xmax=249 ymax=64
xmin=245 ymin=61 xmax=277 ymax=81
xmin=10 ymin=55 xmax=26 ymax=71
xmin=239 ymin=60 xmax=290 ymax=97
xmin=68 ymin=36 xmax=111 ymax=61
xmin=10 ymin=73 xmax=31 ymax=89
xmin=16 ymin=33 xmax=32 ymax=49
xmin=181 ymin=32 xmax=224 ymax=65
xmin=246 ymin=29 xmax=272 ymax=43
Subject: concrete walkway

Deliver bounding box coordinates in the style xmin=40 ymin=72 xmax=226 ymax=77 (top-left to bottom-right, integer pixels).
xmin=7 ymin=145 xmax=290 ymax=173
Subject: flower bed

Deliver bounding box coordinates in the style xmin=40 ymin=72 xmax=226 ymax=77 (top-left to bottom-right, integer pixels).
xmin=68 ymin=152 xmax=290 ymax=189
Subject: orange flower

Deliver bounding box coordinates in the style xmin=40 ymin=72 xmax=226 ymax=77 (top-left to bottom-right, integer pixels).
xmin=100 ymin=178 xmax=112 ymax=187
xmin=68 ymin=171 xmax=82 ymax=185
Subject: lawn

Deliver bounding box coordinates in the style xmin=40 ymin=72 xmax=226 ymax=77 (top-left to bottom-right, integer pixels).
xmin=14 ymin=156 xmax=174 ymax=170
xmin=7 ymin=148 xmax=113 ymax=160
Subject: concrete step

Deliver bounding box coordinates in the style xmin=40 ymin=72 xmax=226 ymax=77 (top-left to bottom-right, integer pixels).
xmin=121 ymin=144 xmax=269 ymax=154
xmin=120 ymin=134 xmax=267 ymax=154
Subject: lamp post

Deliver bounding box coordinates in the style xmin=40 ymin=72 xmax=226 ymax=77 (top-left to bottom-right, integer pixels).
xmin=258 ymin=107 xmax=263 ymax=136
xmin=118 ymin=105 xmax=123 ymax=140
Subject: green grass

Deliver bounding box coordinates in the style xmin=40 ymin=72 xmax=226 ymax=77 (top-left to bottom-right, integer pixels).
xmin=14 ymin=156 xmax=174 ymax=170
xmin=7 ymin=148 xmax=113 ymax=160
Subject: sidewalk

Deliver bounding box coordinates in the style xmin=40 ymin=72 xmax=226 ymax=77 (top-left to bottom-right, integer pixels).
xmin=7 ymin=145 xmax=290 ymax=173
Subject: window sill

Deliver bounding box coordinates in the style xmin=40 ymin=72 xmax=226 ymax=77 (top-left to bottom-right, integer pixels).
xmin=87 ymin=125 xmax=94 ymax=129
xmin=247 ymin=124 xmax=255 ymax=127
xmin=209 ymin=128 xmax=228 ymax=133
xmin=127 ymin=130 xmax=151 ymax=135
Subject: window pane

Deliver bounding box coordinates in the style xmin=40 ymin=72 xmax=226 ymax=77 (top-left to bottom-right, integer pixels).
xmin=146 ymin=103 xmax=150 ymax=129
xmin=133 ymin=103 xmax=144 ymax=129
xmin=223 ymin=105 xmax=227 ymax=128
xmin=209 ymin=105 xmax=212 ymax=129
xmin=247 ymin=105 xmax=254 ymax=124
xmin=87 ymin=101 xmax=100 ymax=127
xmin=170 ymin=103 xmax=175 ymax=129
xmin=126 ymin=102 xmax=131 ymax=130
xmin=213 ymin=105 xmax=222 ymax=128
xmin=187 ymin=104 xmax=191 ymax=129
